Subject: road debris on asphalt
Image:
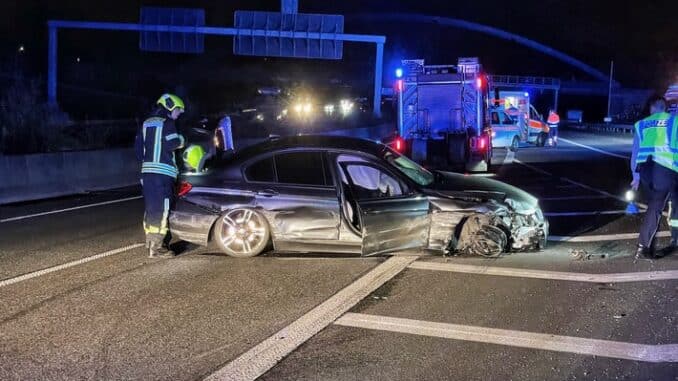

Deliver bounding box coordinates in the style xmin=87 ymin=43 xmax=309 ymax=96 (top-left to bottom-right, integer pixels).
xmin=570 ymin=249 xmax=607 ymax=261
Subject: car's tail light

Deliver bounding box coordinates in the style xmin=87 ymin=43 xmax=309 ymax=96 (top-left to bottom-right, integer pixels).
xmin=394 ymin=136 xmax=405 ymax=152
xmin=177 ymin=181 xmax=192 ymax=197
xmin=478 ymin=136 xmax=487 ymax=151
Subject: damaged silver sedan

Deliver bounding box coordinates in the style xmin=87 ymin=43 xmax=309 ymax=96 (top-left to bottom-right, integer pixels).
xmin=169 ymin=135 xmax=548 ymax=257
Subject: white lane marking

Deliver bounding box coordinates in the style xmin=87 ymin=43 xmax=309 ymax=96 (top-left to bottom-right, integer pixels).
xmin=205 ymin=256 xmax=419 ymax=381
xmin=549 ymin=231 xmax=670 ymax=242
xmin=515 ymin=159 xmax=651 ymax=212
xmin=335 ymin=313 xmax=678 ymax=363
xmin=541 ymin=195 xmax=609 ymax=201
xmin=407 ymin=261 xmax=678 ymax=283
xmin=544 ymin=210 xmax=630 ymax=217
xmin=0 ymin=196 xmax=143 ymax=223
xmin=0 ymin=243 xmax=145 ymax=288
xmin=503 ymin=150 xmax=515 ymax=165
xmin=559 ymin=137 xmax=630 ymax=160
xmin=514 ymin=159 xmax=551 ymax=176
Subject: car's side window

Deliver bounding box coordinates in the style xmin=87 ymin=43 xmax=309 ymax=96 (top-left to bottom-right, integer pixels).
xmin=274 ymin=151 xmax=327 ymax=186
xmin=342 ymin=163 xmax=404 ymax=200
xmin=491 ymin=112 xmax=500 ymax=124
xmin=245 ymin=156 xmax=275 ymax=182
xmin=502 ymin=112 xmax=514 ymax=125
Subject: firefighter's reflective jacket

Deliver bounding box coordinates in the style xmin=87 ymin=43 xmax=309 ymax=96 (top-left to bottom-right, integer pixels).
xmin=134 ymin=116 xmax=185 ymax=178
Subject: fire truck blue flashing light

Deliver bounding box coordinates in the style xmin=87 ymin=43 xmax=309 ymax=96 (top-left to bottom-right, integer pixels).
xmin=395 ymin=68 xmax=403 ymax=78
xmin=524 ymin=92 xmax=529 ymax=97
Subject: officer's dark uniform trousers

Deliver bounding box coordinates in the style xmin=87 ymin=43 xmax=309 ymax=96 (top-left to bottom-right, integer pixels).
xmin=638 ymin=160 xmax=678 ymax=248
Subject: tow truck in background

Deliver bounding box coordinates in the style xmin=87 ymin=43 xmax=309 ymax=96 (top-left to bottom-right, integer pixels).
xmin=392 ymin=58 xmax=492 ymax=172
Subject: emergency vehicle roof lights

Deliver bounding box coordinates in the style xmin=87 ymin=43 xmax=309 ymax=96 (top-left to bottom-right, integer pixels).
xmin=395 ymin=68 xmax=403 ymax=78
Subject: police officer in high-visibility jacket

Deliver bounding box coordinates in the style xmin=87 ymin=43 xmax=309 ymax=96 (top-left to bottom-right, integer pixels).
xmin=630 ymin=96 xmax=678 ymax=259
xmin=135 ymin=93 xmax=186 ymax=258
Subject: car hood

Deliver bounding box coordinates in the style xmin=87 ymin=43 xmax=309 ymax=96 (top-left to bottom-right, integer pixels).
xmin=424 ymin=171 xmax=539 ymax=213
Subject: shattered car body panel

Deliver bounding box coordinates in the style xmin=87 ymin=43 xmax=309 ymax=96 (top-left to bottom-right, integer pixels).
xmin=170 ymin=135 xmax=548 ymax=256
xmin=424 ymin=172 xmax=548 ymax=254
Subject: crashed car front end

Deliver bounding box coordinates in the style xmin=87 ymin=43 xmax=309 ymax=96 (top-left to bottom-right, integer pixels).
xmin=424 ymin=172 xmax=548 ymax=257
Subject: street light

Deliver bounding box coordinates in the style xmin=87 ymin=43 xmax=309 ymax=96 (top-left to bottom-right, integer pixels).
xmin=395 ymin=67 xmax=403 ymax=78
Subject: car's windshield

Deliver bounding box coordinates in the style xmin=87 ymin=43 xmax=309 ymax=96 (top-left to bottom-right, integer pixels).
xmin=383 ymin=149 xmax=435 ymax=187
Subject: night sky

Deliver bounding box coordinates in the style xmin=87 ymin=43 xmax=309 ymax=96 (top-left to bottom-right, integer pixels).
xmin=1 ymin=0 xmax=676 ymax=116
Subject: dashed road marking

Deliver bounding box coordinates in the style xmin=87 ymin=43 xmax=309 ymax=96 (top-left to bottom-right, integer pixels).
xmin=549 ymin=231 xmax=670 ymax=242
xmin=503 ymin=150 xmax=515 ymax=165
xmin=408 ymin=261 xmax=678 ymax=283
xmin=0 ymin=243 xmax=145 ymax=288
xmin=514 ymin=159 xmax=651 ymax=211
xmin=204 ymin=256 xmax=419 ymax=381
xmin=559 ymin=137 xmax=630 ymax=160
xmin=540 ymin=195 xmax=610 ymax=201
xmin=0 ymin=196 xmax=143 ymax=223
xmin=335 ymin=313 xmax=678 ymax=363
xmin=544 ymin=210 xmax=630 ymax=217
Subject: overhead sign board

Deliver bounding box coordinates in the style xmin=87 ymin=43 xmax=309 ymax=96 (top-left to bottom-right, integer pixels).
xmin=233 ymin=11 xmax=344 ymax=59
xmin=140 ymin=7 xmax=205 ymax=53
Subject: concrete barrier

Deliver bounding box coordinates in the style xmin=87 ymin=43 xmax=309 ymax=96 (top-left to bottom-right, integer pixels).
xmin=0 ymin=123 xmax=396 ymax=205
xmin=0 ymin=148 xmax=139 ymax=205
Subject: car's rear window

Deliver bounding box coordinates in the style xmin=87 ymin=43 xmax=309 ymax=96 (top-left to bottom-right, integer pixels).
xmin=245 ymin=157 xmax=275 ymax=182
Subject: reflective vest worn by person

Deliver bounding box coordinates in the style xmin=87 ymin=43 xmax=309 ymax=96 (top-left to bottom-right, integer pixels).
xmin=135 ymin=93 xmax=186 ymax=258
xmin=634 ymin=112 xmax=678 ymax=171
xmin=183 ymin=144 xmax=206 ymax=172
xmin=547 ymin=111 xmax=560 ymax=125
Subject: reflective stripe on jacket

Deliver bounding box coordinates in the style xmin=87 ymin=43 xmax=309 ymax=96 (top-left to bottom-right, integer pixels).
xmin=135 ymin=116 xmax=185 ymax=178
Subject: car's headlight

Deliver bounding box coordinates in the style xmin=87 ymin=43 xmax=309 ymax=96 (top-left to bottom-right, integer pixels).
xmin=535 ymin=207 xmax=544 ymax=222
xmin=505 ymin=197 xmax=536 ymax=216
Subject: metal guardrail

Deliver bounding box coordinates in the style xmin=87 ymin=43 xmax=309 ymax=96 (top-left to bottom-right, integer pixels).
xmin=566 ymin=123 xmax=634 ymax=134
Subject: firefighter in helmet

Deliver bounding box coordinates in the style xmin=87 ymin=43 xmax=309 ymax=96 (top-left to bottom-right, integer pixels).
xmin=134 ymin=93 xmax=186 ymax=258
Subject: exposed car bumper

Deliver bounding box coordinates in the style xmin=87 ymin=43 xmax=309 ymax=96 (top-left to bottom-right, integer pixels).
xmin=169 ymin=199 xmax=219 ymax=246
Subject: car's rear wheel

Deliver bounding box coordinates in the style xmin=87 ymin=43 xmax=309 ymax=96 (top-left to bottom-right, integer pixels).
xmin=509 ymin=136 xmax=520 ymax=152
xmin=214 ymin=208 xmax=270 ymax=257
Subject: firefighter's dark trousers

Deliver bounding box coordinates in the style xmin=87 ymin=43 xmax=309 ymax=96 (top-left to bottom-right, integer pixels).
xmin=638 ymin=160 xmax=678 ymax=248
xmin=141 ymin=173 xmax=175 ymax=246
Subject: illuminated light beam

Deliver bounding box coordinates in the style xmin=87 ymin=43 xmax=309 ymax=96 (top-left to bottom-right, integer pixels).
xmin=354 ymin=13 xmax=611 ymax=83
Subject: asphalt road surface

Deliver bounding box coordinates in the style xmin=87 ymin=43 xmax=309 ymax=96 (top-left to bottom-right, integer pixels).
xmin=1 ymin=129 xmax=676 ymax=380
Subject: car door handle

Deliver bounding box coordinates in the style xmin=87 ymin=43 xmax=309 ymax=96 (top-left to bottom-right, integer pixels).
xmin=256 ymin=189 xmax=279 ymax=197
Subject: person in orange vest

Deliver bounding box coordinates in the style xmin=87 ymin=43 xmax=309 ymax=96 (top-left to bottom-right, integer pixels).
xmin=547 ymin=109 xmax=560 ymax=146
